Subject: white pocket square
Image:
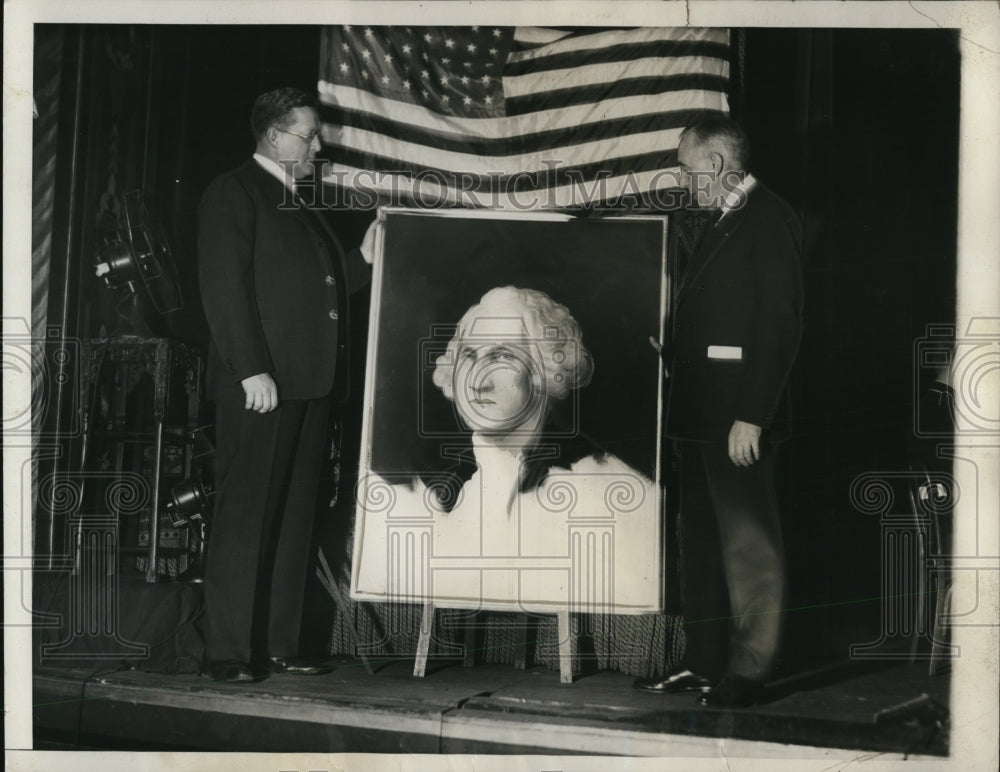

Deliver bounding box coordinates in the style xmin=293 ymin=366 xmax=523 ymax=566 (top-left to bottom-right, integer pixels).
xmin=707 ymin=345 xmax=743 ymax=360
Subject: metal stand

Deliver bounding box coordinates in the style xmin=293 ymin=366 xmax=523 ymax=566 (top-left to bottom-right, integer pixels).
xmin=315 ymin=547 xmax=375 ymax=675
xmin=76 ymin=336 xmax=202 ymax=582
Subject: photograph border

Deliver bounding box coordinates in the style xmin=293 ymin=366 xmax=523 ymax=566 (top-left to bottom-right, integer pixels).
xmin=5 ymin=2 xmax=998 ymax=770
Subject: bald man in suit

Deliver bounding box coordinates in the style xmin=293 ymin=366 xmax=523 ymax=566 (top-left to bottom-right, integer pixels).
xmin=635 ymin=114 xmax=803 ymax=708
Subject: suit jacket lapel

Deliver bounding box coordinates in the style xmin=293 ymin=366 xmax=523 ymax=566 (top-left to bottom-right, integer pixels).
xmin=247 ymin=161 xmax=348 ymax=265
xmin=247 ymin=158 xmax=296 ymax=206
xmin=297 ymin=200 xmax=348 ymax=262
xmin=677 ymin=194 xmax=755 ymax=303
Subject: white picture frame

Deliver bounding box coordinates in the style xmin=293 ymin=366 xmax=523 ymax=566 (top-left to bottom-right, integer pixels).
xmin=350 ymin=208 xmax=669 ymax=613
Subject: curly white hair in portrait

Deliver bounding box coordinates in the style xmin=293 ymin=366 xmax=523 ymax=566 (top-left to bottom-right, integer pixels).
xmin=432 ymin=286 xmax=595 ymax=415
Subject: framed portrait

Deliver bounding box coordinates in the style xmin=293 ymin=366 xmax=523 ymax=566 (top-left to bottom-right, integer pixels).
xmin=351 ymin=209 xmax=669 ymax=613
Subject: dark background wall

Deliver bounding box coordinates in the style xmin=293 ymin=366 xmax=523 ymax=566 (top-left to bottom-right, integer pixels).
xmin=35 ymin=25 xmax=959 ymax=672
xmin=734 ymin=29 xmax=958 ymax=668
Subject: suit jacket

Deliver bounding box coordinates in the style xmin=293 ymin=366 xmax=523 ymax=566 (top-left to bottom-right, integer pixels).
xmin=198 ymin=159 xmax=370 ymax=401
xmin=666 ymin=182 xmax=804 ymax=443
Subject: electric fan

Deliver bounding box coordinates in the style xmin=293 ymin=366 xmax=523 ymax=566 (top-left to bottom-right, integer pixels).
xmin=95 ymin=189 xmax=183 ymax=333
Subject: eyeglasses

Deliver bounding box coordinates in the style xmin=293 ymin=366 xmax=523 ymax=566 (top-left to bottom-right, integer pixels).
xmin=277 ymin=128 xmax=320 ymax=144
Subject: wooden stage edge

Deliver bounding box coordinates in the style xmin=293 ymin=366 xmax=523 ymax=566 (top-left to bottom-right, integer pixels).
xmin=33 ymin=658 xmax=950 ymax=758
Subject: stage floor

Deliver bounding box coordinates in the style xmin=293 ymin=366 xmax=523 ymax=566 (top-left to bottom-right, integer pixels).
xmin=33 ymin=657 xmax=949 ymax=758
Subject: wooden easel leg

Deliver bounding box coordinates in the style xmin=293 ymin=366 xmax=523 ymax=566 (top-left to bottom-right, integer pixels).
xmin=463 ymin=612 xmax=477 ymax=668
xmin=513 ymin=613 xmax=530 ymax=669
xmin=557 ymin=611 xmax=577 ymax=684
xmin=929 ymin=583 xmax=953 ymax=676
xmin=413 ymin=602 xmax=434 ymax=677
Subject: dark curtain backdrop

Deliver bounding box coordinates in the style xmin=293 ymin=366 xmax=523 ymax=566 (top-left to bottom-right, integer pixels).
xmin=734 ymin=29 xmax=959 ymax=669
xmin=30 ymin=27 xmax=65 ymax=543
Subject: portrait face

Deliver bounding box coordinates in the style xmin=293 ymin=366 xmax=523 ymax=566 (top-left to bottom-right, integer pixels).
xmin=451 ymin=314 xmax=547 ymax=435
xmin=275 ymin=105 xmax=322 ymax=179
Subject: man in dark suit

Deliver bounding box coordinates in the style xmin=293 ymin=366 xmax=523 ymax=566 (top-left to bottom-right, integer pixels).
xmin=198 ymin=87 xmax=371 ymax=682
xmin=635 ymin=115 xmax=804 ymax=707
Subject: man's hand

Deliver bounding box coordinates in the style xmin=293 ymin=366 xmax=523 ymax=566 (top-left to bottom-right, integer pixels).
xmin=359 ymin=218 xmax=382 ymax=265
xmin=241 ymin=373 xmax=278 ymax=413
xmin=728 ymin=420 xmax=761 ymax=467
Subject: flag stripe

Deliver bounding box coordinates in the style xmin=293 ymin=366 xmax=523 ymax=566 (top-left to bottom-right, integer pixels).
xmin=506 ymin=74 xmax=729 ymax=115
xmin=320 ymin=109 xmax=703 ymax=159
xmin=320 ymin=80 xmax=724 ymax=140
xmin=506 ymin=39 xmax=731 ymax=76
xmin=504 ymin=56 xmax=729 ymax=97
xmin=322 ymin=144 xmax=680 ymax=190
xmin=509 ymin=26 xmax=730 ymax=63
xmin=324 ymin=123 xmax=684 ymax=176
xmin=512 ymin=27 xmax=575 ymax=46
xmin=319 ymin=101 xmax=721 ymax=156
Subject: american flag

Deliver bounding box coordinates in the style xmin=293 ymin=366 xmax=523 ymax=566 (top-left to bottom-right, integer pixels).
xmin=318 ymin=26 xmax=730 ymax=209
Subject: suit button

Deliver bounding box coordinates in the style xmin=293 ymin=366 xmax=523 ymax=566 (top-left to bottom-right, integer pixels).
xmin=325 ymin=275 xmax=335 ymax=286
xmin=328 ymin=310 xmax=339 ymax=320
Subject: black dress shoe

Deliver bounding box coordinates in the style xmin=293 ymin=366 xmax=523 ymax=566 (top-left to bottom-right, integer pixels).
xmin=267 ymin=656 xmax=329 ymax=675
xmin=633 ymin=669 xmax=712 ymax=693
xmin=697 ymin=674 xmax=764 ymax=708
xmin=205 ymin=659 xmax=254 ymax=683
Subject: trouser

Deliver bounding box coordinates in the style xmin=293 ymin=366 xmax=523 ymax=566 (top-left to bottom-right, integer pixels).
xmin=203 ymin=388 xmax=330 ymax=662
xmin=676 ymin=440 xmax=785 ymax=682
